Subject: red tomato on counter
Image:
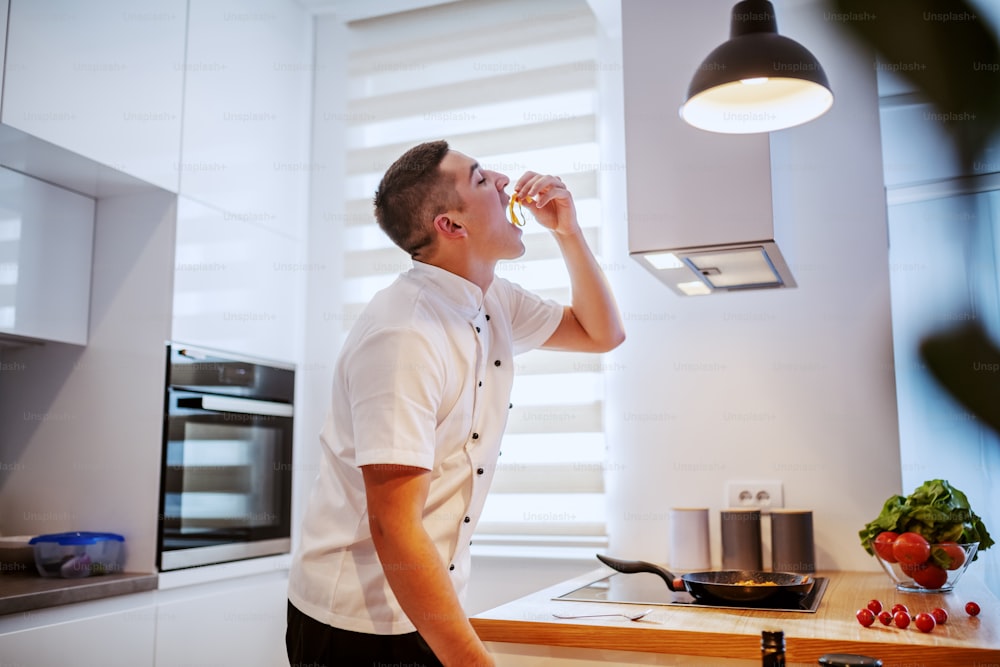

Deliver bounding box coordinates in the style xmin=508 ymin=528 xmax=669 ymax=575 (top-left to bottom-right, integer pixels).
xmin=914 ymin=612 xmax=936 ymax=633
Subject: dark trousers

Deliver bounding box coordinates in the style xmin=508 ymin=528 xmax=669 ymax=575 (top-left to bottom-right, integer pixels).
xmin=286 ymin=600 xmax=444 ymax=667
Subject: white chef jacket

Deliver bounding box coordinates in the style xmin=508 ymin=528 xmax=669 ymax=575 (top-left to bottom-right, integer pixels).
xmin=288 ymin=261 xmax=563 ymax=635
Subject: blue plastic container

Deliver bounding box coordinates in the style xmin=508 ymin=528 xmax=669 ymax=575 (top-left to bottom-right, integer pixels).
xmin=29 ymin=532 xmax=125 ymax=578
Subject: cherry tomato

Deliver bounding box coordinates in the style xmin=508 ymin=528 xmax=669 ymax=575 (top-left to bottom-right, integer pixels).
xmin=866 ymin=599 xmax=882 ymax=614
xmin=914 ymin=612 xmax=936 ymax=633
xmin=893 ymin=611 xmax=911 ymax=629
xmin=873 ymin=531 xmax=899 ymax=562
xmin=931 ymin=607 xmax=948 ymax=625
xmin=891 ymin=603 xmax=908 ymax=616
xmin=877 ymin=610 xmax=893 ymax=625
xmin=931 ymin=542 xmax=967 ymax=571
xmin=893 ymin=532 xmax=931 ymax=566
xmin=856 ymin=608 xmax=876 ymax=627
xmin=911 ymin=563 xmax=948 ymax=589
xmin=966 ymin=601 xmax=981 ymax=616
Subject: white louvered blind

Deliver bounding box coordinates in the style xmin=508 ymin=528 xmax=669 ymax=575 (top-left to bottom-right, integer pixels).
xmin=342 ymin=0 xmax=607 ymax=554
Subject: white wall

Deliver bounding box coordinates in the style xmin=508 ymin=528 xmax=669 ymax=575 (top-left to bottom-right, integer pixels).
xmin=603 ymin=0 xmax=901 ymax=573
xmin=465 ymin=555 xmax=596 ymax=615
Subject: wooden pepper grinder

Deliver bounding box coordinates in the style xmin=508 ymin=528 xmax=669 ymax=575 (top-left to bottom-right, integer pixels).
xmin=761 ymin=629 xmax=785 ymax=666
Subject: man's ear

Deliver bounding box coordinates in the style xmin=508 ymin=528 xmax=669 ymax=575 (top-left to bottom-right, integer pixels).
xmin=433 ymin=214 xmax=467 ymax=240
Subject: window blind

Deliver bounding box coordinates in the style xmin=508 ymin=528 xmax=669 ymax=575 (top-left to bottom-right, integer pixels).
xmin=342 ymin=0 xmax=607 ymax=554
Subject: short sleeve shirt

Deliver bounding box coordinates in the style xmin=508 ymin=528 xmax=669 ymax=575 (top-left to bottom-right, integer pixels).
xmin=287 ymin=261 xmax=563 ymax=634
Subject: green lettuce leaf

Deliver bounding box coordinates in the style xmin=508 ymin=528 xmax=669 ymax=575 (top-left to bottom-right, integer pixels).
xmin=859 ymin=479 xmax=994 ymax=560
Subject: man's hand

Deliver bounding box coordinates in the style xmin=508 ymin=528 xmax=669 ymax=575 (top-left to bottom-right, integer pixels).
xmin=513 ymin=172 xmax=579 ymax=237
xmin=512 ymin=172 xmax=626 ymax=354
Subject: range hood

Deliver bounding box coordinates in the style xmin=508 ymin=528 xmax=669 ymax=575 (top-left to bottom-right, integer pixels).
xmin=636 ymin=244 xmax=794 ymax=296
xmin=621 ymin=0 xmax=800 ymax=296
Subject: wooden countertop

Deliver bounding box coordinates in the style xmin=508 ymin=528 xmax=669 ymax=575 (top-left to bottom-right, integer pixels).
xmin=470 ymin=568 xmax=1000 ymax=665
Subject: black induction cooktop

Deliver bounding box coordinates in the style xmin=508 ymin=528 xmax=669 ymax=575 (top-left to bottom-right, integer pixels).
xmin=554 ymin=572 xmax=828 ymax=613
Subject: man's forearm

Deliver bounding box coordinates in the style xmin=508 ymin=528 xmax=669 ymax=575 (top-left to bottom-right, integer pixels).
xmin=372 ymin=520 xmax=493 ymax=667
xmin=555 ymin=227 xmax=625 ymax=351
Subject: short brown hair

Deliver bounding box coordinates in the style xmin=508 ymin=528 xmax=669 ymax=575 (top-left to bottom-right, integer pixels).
xmin=373 ymin=140 xmax=464 ymax=256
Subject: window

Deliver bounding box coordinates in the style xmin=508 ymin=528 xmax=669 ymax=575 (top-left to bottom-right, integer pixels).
xmin=340 ymin=0 xmax=609 ymax=556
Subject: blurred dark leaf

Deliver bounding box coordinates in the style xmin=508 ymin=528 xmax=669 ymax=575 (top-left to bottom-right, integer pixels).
xmin=829 ymin=0 xmax=1000 ymax=167
xmin=829 ymin=2 xmax=1000 ymax=435
xmin=919 ymin=322 xmax=1000 ymax=434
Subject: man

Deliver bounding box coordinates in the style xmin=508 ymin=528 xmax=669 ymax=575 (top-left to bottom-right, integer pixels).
xmin=286 ymin=140 xmax=625 ymax=666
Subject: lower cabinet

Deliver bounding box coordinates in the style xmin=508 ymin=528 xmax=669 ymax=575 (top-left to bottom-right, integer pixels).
xmin=0 ymin=599 xmax=157 ymax=667
xmin=154 ymin=571 xmax=290 ymax=667
xmin=0 ymin=571 xmax=289 ymax=667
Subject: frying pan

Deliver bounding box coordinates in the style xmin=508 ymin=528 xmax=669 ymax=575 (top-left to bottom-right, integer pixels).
xmin=596 ymin=553 xmax=814 ymax=604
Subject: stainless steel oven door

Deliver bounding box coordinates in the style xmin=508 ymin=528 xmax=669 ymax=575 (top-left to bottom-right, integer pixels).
xmin=159 ymin=389 xmax=293 ymax=571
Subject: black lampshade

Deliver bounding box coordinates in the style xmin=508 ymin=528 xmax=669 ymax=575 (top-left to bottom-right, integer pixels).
xmin=680 ymin=0 xmax=833 ymax=133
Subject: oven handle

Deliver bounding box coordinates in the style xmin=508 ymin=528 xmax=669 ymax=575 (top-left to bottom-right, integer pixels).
xmin=192 ymin=395 xmax=294 ymax=418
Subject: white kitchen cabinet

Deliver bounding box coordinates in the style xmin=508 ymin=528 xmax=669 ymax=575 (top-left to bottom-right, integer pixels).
xmin=180 ymin=0 xmax=311 ymax=239
xmin=0 ymin=571 xmax=287 ymax=667
xmin=0 ymin=602 xmax=156 ymax=667
xmin=155 ymin=571 xmax=289 ymax=667
xmin=172 ymin=196 xmax=304 ymax=363
xmin=1 ymin=0 xmax=186 ymax=191
xmin=0 ymin=166 xmax=94 ymax=344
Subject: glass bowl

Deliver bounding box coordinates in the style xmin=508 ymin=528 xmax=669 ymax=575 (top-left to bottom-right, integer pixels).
xmin=873 ymin=542 xmax=979 ymax=592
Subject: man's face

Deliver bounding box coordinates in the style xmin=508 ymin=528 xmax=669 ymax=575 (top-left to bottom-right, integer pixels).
xmin=439 ymin=150 xmax=525 ymax=261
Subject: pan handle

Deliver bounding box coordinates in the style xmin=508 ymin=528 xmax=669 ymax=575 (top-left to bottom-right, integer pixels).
xmin=595 ymin=553 xmax=683 ymax=592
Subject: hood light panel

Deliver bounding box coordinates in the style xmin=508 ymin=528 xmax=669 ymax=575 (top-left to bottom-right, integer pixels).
xmin=644 ymin=252 xmax=685 ymax=270
xmin=678 ymin=281 xmax=713 ymax=296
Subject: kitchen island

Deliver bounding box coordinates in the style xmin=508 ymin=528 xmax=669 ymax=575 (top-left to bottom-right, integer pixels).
xmin=471 ymin=568 xmax=999 ymax=666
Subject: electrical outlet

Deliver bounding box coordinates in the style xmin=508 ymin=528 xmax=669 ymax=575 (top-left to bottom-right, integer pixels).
xmin=726 ymin=481 xmax=784 ymax=513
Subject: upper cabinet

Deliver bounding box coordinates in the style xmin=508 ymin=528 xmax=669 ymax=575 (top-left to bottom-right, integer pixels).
xmin=0 ymin=167 xmax=95 ymax=345
xmin=171 ymin=0 xmax=311 ymax=362
xmin=172 ymin=196 xmax=303 ymax=363
xmin=1 ymin=0 xmax=187 ymax=191
xmin=180 ymin=0 xmax=312 ymax=238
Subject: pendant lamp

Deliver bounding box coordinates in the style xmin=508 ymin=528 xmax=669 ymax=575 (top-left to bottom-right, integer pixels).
xmin=680 ymin=0 xmax=833 ymax=133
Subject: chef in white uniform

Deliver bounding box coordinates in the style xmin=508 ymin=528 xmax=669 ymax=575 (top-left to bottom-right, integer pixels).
xmin=287 ymin=140 xmax=625 ymax=667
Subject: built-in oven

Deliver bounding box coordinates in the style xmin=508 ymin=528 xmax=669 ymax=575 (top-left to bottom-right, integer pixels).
xmin=158 ymin=343 xmax=295 ymax=571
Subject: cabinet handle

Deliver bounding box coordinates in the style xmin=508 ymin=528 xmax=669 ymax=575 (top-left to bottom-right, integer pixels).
xmin=193 ymin=395 xmax=293 ymax=417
